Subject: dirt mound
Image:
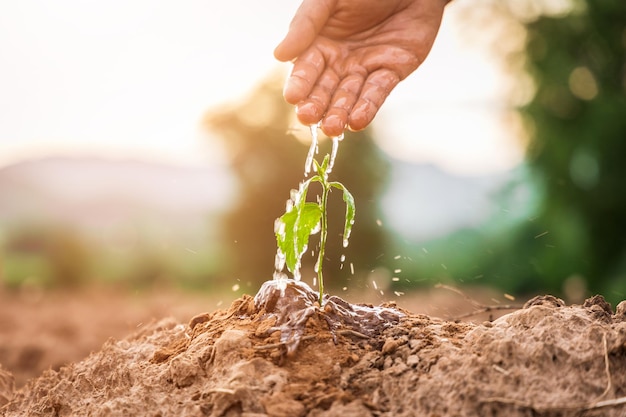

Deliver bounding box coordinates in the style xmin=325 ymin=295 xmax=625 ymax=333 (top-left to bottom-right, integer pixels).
xmin=2 ymin=281 xmax=626 ymax=417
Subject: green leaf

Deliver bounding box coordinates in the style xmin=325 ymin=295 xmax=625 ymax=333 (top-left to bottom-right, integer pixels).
xmin=276 ymin=198 xmax=322 ymax=273
xmin=314 ymin=155 xmax=330 ymax=178
xmin=330 ymin=182 xmax=356 ymax=246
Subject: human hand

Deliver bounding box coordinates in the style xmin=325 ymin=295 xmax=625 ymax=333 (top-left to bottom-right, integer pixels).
xmin=275 ymin=0 xmax=448 ymax=136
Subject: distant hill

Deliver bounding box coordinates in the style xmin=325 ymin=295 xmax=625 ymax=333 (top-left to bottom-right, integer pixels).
xmin=0 ymin=155 xmax=530 ymax=245
xmin=380 ymin=159 xmax=529 ymax=241
xmin=0 ymin=157 xmax=235 ymax=241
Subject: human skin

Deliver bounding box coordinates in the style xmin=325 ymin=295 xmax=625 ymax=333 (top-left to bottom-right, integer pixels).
xmin=275 ymin=0 xmax=450 ymax=136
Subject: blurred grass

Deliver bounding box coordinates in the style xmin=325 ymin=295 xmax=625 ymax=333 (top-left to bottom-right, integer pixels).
xmin=0 ymin=225 xmax=233 ymax=294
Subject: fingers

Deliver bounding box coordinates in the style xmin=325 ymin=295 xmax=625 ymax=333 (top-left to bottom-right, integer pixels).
xmin=274 ymin=0 xmax=336 ymax=62
xmin=348 ymin=69 xmax=400 ymax=132
xmin=295 ymin=74 xmax=362 ymax=134
xmin=319 ymin=74 xmax=363 ymax=136
xmin=294 ymin=69 xmax=339 ymax=125
xmin=294 ymin=69 xmax=400 ymax=136
xmin=283 ymin=48 xmax=326 ymax=105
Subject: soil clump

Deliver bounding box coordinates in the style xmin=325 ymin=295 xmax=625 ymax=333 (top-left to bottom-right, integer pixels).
xmin=2 ymin=281 xmax=626 ymax=416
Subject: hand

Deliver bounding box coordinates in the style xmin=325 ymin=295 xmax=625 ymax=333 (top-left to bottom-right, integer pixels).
xmin=275 ymin=0 xmax=448 ymax=136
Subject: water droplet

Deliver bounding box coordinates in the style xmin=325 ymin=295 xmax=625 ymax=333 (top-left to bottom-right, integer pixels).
xmin=376 ymin=219 xmax=382 ymax=226
xmin=289 ymin=188 xmax=299 ymax=202
xmin=232 ymin=284 xmax=240 ymax=292
xmin=340 ymin=254 xmax=346 ymax=263
xmin=394 ymin=269 xmax=402 ymax=274
xmin=372 ymin=280 xmax=378 ymax=290
xmin=274 ymin=218 xmax=285 ymax=235
xmin=392 ymin=277 xmax=400 ymax=282
xmin=342 ymin=238 xmax=349 ymax=248
xmin=350 ymin=263 xmax=354 ymax=275
xmin=393 ymin=255 xmax=401 ymax=260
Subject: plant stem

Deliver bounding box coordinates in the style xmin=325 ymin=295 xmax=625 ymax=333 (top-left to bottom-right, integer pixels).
xmin=317 ymin=182 xmax=329 ymax=306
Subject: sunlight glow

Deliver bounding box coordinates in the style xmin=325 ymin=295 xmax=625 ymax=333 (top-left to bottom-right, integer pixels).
xmin=0 ymin=0 xmax=297 ymax=167
xmin=0 ymin=0 xmax=522 ymax=176
xmin=373 ymin=3 xmax=524 ymax=175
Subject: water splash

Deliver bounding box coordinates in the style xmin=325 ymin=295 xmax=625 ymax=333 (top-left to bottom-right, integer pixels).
xmin=254 ymin=279 xmax=404 ymax=356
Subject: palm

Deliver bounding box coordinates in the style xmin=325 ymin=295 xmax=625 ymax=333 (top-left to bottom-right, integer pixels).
xmin=275 ymin=0 xmax=447 ymax=136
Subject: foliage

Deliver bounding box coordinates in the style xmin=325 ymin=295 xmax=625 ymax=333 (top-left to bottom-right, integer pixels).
xmin=0 ymin=223 xmax=225 ymax=292
xmin=276 ymin=155 xmax=356 ymax=304
xmin=455 ymin=0 xmax=626 ymax=303
xmin=2 ymin=225 xmax=90 ymax=288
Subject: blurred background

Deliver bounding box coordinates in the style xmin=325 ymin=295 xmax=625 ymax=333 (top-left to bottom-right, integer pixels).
xmin=1 ymin=0 xmax=625 ymax=308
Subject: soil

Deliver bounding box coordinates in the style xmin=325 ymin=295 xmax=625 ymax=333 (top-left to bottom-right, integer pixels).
xmin=1 ymin=281 xmax=626 ymax=417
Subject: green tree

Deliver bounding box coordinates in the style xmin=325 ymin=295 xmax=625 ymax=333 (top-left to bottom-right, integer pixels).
xmin=471 ymin=1 xmax=626 ymax=301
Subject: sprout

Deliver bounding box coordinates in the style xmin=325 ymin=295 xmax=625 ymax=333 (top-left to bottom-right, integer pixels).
xmin=274 ymin=150 xmax=355 ymax=306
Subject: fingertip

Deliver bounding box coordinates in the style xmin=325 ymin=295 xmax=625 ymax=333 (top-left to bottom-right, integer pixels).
xmin=274 ymin=38 xmax=298 ymax=63
xmin=296 ymin=102 xmax=323 ymax=126
xmin=274 ymin=44 xmax=287 ymax=62
xmin=283 ymin=76 xmax=309 ymax=105
xmin=283 ymin=87 xmax=300 ymax=105
xmin=321 ymin=114 xmax=347 ymax=137
xmin=348 ymin=103 xmax=375 ymax=132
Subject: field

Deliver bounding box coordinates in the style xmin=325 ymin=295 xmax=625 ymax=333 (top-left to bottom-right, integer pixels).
xmin=2 ymin=281 xmax=625 ymax=416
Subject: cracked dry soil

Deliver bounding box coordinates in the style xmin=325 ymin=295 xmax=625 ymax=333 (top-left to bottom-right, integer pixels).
xmin=1 ymin=281 xmax=626 ymax=417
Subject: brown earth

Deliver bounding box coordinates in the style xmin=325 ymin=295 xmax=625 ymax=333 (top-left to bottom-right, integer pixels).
xmin=1 ymin=281 xmax=626 ymax=417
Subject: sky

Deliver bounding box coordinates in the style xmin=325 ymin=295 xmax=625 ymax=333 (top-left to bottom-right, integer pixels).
xmin=0 ymin=0 xmax=524 ymax=176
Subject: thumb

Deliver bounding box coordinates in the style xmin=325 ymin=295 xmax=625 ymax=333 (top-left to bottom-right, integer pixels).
xmin=274 ymin=0 xmax=336 ymax=62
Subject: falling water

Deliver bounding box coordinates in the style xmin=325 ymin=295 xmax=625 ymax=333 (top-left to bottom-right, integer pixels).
xmin=327 ymin=133 xmax=344 ymax=174
xmin=304 ymin=123 xmax=319 ymax=176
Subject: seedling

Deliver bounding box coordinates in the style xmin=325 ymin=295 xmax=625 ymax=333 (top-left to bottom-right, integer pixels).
xmin=275 ymin=153 xmax=355 ymax=305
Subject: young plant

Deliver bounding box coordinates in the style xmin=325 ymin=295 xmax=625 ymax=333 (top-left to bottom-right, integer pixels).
xmin=275 ymin=154 xmax=355 ymax=305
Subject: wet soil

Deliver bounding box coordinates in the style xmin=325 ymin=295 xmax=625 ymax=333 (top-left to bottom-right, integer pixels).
xmin=1 ymin=282 xmax=626 ymax=417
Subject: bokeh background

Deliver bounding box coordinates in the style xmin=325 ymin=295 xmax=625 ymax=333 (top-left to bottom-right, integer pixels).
xmin=1 ymin=0 xmax=625 ymax=307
